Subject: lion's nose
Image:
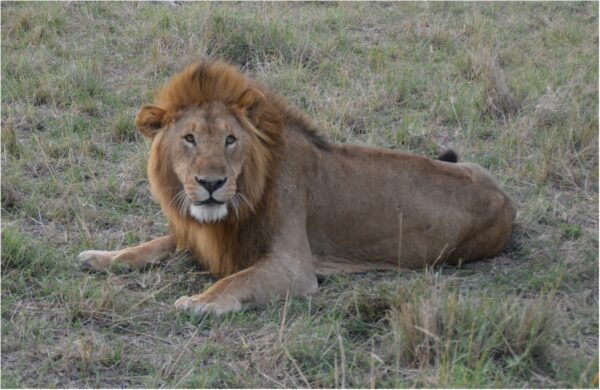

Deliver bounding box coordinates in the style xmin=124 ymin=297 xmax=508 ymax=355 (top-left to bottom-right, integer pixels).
xmin=195 ymin=176 xmax=227 ymax=194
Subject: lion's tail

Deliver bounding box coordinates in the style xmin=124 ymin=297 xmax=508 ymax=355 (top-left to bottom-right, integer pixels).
xmin=438 ymin=149 xmax=458 ymax=163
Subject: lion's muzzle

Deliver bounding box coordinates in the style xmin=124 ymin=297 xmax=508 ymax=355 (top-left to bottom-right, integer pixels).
xmin=195 ymin=176 xmax=227 ymax=195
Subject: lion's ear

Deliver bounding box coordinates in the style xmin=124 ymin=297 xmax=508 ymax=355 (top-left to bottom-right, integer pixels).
xmin=135 ymin=105 xmax=166 ymax=140
xmin=236 ymin=88 xmax=265 ymax=126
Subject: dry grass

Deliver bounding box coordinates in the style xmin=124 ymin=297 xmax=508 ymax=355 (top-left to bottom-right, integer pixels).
xmin=387 ymin=273 xmax=552 ymax=374
xmin=1 ymin=2 xmax=598 ymax=388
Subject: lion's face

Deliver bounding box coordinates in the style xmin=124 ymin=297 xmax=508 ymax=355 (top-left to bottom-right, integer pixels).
xmin=165 ymin=102 xmax=250 ymax=223
xmin=135 ymin=64 xmax=273 ymax=225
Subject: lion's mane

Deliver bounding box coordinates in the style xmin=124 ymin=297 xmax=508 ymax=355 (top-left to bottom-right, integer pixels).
xmin=146 ymin=61 xmax=287 ymax=277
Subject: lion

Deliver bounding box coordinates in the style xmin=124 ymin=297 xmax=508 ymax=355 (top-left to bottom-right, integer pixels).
xmin=79 ymin=60 xmax=516 ymax=315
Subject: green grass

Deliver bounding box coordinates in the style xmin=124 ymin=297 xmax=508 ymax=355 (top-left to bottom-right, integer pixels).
xmin=1 ymin=2 xmax=598 ymax=388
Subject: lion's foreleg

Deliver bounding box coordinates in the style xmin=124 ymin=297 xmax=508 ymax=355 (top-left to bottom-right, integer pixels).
xmin=78 ymin=235 xmax=176 ymax=271
xmin=175 ymin=252 xmax=318 ymax=316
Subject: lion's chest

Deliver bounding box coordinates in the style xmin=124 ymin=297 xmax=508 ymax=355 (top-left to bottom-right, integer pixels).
xmin=169 ymin=217 xmax=235 ymax=276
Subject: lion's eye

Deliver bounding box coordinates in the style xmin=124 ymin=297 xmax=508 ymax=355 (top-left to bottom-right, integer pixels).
xmin=184 ymin=134 xmax=195 ymax=144
xmin=225 ymin=135 xmax=237 ymax=146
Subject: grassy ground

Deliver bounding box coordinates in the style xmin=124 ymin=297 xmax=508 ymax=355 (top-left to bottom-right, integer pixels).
xmin=1 ymin=2 xmax=598 ymax=388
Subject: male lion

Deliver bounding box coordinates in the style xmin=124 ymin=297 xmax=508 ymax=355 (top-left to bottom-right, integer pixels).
xmin=79 ymin=60 xmax=516 ymax=315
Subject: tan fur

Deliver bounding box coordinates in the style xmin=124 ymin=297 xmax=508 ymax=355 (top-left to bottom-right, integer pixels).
xmin=79 ymin=60 xmax=516 ymax=316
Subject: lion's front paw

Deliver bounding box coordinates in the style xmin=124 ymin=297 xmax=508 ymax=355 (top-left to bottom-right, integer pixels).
xmin=174 ymin=293 xmax=242 ymax=316
xmin=78 ymin=250 xmax=119 ymax=272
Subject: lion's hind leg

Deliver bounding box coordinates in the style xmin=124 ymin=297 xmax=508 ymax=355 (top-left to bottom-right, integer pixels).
xmin=78 ymin=235 xmax=176 ymax=272
xmin=448 ymin=203 xmax=515 ymax=265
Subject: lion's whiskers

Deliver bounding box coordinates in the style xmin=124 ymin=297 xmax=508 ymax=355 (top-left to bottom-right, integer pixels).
xmin=168 ymin=189 xmax=184 ymax=209
xmin=182 ymin=196 xmax=192 ymax=218
xmin=236 ymin=192 xmax=255 ymax=214
xmin=227 ymin=192 xmax=254 ymax=220
xmin=170 ymin=190 xmax=190 ymax=218
xmin=228 ymin=195 xmax=240 ymax=220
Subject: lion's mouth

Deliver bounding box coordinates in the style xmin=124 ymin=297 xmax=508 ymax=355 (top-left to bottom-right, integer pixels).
xmin=193 ymin=198 xmax=224 ymax=206
xmin=189 ymin=198 xmax=228 ymax=223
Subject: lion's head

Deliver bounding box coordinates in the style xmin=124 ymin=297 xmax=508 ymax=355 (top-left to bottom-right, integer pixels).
xmin=135 ymin=61 xmax=283 ymax=226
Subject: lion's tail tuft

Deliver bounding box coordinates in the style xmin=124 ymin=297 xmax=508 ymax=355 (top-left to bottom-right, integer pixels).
xmin=437 ymin=149 xmax=458 ymax=163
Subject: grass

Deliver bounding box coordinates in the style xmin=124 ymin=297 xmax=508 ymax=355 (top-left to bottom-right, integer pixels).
xmin=1 ymin=2 xmax=598 ymax=388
